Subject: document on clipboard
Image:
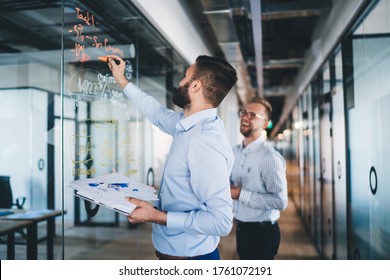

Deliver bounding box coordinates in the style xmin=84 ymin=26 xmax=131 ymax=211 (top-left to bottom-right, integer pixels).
xmin=68 ymin=172 xmax=158 ymax=215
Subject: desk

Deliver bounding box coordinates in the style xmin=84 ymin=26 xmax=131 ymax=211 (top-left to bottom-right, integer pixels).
xmin=0 ymin=219 xmax=33 ymax=259
xmin=1 ymin=209 xmax=63 ymax=259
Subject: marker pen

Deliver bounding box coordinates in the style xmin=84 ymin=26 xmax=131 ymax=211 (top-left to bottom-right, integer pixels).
xmin=98 ymin=56 xmax=121 ymax=65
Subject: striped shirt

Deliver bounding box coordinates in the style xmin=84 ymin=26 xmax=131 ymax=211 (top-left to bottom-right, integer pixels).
xmin=230 ymin=136 xmax=288 ymax=223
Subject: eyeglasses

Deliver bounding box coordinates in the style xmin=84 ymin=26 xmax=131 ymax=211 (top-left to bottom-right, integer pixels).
xmin=238 ymin=109 xmax=266 ymax=121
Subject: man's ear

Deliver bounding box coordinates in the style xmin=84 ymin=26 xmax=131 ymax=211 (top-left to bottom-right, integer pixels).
xmin=190 ymin=80 xmax=201 ymax=92
xmin=262 ymin=120 xmax=269 ymax=130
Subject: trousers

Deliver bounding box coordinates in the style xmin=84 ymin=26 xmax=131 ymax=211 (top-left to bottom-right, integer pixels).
xmin=236 ymin=220 xmax=280 ymax=260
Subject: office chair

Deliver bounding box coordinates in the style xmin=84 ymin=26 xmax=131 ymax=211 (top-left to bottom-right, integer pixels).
xmin=0 ymin=175 xmax=27 ymax=238
xmin=0 ymin=176 xmax=26 ymax=209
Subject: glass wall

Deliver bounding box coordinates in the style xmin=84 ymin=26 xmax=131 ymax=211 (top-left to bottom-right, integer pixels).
xmin=347 ymin=0 xmax=390 ymax=259
xmin=331 ymin=48 xmax=348 ymax=260
xmin=0 ymin=2 xmax=63 ymax=259
xmin=290 ymin=0 xmax=390 ymax=259
xmin=0 ymin=0 xmax=188 ymax=259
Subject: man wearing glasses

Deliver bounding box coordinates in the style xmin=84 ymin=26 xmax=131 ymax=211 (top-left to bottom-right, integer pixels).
xmin=230 ymin=96 xmax=288 ymax=260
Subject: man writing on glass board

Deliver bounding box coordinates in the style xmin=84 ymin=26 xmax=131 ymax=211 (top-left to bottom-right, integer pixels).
xmin=107 ymin=54 xmax=237 ymax=260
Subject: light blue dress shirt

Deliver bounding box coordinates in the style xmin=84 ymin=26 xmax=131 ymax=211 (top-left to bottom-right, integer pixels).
xmin=123 ymin=83 xmax=234 ymax=257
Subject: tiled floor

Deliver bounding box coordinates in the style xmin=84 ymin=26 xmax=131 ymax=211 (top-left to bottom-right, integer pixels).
xmin=1 ymin=162 xmax=321 ymax=260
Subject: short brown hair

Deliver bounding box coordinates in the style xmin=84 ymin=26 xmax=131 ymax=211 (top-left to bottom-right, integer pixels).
xmin=247 ymin=96 xmax=272 ymax=119
xmin=192 ymin=55 xmax=237 ymax=107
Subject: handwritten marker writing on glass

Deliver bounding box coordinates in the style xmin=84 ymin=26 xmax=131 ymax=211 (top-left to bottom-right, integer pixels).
xmin=98 ymin=56 xmax=120 ymax=65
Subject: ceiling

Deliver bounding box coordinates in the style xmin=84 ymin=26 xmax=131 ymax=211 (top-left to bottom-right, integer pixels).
xmin=0 ymin=0 xmax=334 ymax=137
xmin=181 ymin=0 xmax=333 ymax=136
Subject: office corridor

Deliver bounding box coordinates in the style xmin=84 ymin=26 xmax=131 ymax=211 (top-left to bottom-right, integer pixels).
xmin=2 ymin=0 xmax=390 ymax=263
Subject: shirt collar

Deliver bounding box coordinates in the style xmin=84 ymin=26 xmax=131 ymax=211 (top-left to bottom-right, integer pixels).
xmin=176 ymin=108 xmax=218 ymax=131
xmin=241 ymin=135 xmax=264 ymax=151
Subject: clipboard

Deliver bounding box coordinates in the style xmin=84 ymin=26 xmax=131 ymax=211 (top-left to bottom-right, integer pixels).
xmin=68 ymin=172 xmax=158 ymax=215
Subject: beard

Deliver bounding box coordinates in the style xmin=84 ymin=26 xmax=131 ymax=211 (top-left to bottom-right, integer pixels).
xmin=173 ymin=81 xmax=191 ymax=109
xmin=240 ymin=122 xmax=254 ymax=137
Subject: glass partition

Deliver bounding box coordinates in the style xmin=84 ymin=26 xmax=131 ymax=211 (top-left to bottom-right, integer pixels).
xmin=347 ymin=0 xmax=390 ymax=259
xmin=61 ymin=1 xmax=186 ymax=259
xmin=0 ymin=0 xmax=186 ymax=259
xmin=0 ymin=1 xmax=63 ymax=259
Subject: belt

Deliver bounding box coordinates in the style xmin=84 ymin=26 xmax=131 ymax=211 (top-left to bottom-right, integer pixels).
xmin=236 ymin=220 xmax=276 ymax=227
xmin=155 ymin=250 xmax=201 ymax=260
